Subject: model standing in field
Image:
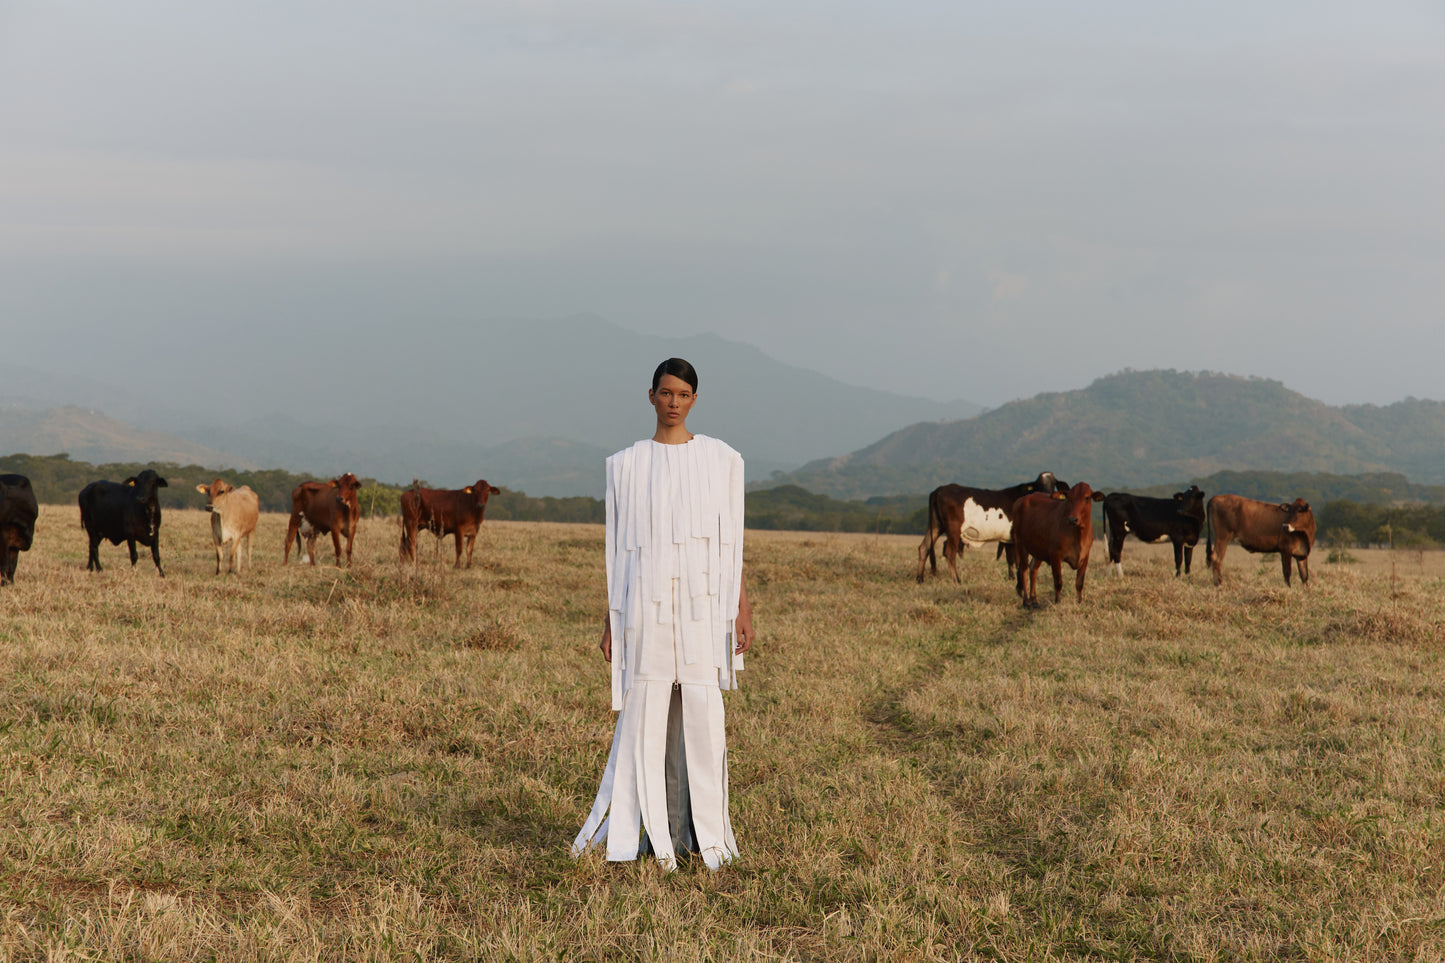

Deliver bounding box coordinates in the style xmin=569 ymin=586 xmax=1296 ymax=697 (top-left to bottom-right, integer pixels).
xmin=572 ymin=358 xmax=755 ymax=870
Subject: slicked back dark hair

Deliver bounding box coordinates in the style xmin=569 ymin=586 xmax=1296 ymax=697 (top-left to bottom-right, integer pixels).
xmin=651 ymin=357 xmax=699 ymax=393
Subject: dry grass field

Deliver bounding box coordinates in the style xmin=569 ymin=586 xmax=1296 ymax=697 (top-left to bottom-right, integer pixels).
xmin=2 ymin=504 xmax=1444 ymax=961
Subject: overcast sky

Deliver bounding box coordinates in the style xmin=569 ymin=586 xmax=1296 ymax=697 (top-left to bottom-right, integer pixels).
xmin=2 ymin=0 xmax=1442 ymax=411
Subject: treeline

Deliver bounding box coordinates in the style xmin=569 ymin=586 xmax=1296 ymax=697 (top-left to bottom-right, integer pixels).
xmin=7 ymin=452 xmax=1445 ymax=540
xmin=0 ymin=451 xmax=606 ymax=525
xmin=0 ymin=453 xmax=394 ymax=515
xmin=1315 ymin=503 xmax=1445 ymax=549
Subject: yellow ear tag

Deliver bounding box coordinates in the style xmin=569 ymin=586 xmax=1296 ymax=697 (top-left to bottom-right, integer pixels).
xmin=1052 ymin=491 xmax=1066 ymax=500
xmin=127 ymin=480 xmax=135 ymax=486
xmin=465 ymin=487 xmax=473 ymax=494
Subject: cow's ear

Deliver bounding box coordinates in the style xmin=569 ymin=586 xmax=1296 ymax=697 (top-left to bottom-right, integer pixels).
xmin=1092 ymin=491 xmax=1105 ymax=502
xmin=1052 ymin=491 xmax=1067 ymax=500
xmin=125 ymin=477 xmax=136 ymax=486
xmin=329 ymin=480 xmax=339 ymax=489
xmin=490 ymin=486 xmax=500 ymax=495
xmin=1278 ymin=503 xmax=1291 ymax=512
xmin=195 ymin=484 xmax=209 ymax=495
xmin=464 ymin=487 xmax=473 ymax=494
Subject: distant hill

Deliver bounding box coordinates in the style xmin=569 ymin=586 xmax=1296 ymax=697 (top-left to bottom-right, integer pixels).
xmin=3 ymin=318 xmax=984 ymax=496
xmin=767 ymin=370 xmax=1445 ymax=499
xmin=0 ymin=405 xmax=254 ymax=471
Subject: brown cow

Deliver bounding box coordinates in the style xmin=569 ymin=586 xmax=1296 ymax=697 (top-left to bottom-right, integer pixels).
xmin=1011 ymin=482 xmax=1105 ymax=606
xmin=284 ymin=472 xmax=362 ymax=566
xmin=916 ymin=472 xmax=1064 ymax=584
xmin=196 ymin=478 xmax=260 ymax=574
xmin=400 ymin=480 xmax=501 ymax=568
xmin=1205 ymin=495 xmax=1316 ymax=586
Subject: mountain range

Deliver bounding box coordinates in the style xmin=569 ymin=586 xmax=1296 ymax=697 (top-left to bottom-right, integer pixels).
xmin=767 ymin=369 xmax=1445 ymax=499
xmin=0 ymin=317 xmax=981 ymax=495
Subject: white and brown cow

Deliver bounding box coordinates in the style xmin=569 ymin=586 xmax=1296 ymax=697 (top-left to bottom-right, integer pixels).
xmin=916 ymin=472 xmax=1064 ymax=583
xmin=196 ymin=478 xmax=260 ymax=575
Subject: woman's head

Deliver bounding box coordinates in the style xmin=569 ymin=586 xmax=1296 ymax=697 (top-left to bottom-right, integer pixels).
xmin=651 ymin=358 xmax=698 ymax=394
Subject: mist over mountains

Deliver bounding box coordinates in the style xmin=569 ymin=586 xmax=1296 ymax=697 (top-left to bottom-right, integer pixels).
xmin=768 ymin=370 xmax=1445 ymax=499
xmin=1 ymin=317 xmax=982 ymax=495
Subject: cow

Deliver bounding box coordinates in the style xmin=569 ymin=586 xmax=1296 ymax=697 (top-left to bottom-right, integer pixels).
xmin=1102 ymin=485 xmax=1206 ymax=577
xmin=195 ymin=478 xmax=260 ymax=575
xmin=1011 ymin=482 xmax=1105 ymax=606
xmin=916 ymin=472 xmax=1064 ymax=584
xmin=284 ymin=472 xmax=362 ymax=567
xmin=1206 ymin=495 xmax=1316 ymax=587
xmin=0 ymin=474 xmax=39 ymax=586
xmin=78 ymin=469 xmax=169 ymax=576
xmin=400 ymin=480 xmax=501 ymax=568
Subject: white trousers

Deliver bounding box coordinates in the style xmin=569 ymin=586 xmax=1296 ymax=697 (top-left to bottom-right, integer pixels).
xmin=572 ymin=582 xmax=739 ymax=869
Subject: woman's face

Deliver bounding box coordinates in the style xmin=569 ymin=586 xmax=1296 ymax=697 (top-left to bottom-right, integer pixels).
xmin=649 ymin=374 xmax=697 ymax=428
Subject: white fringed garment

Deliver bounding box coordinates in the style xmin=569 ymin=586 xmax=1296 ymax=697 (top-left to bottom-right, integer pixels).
xmin=572 ymin=435 xmax=745 ymax=869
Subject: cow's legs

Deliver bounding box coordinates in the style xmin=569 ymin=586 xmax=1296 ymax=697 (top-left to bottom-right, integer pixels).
xmin=1182 ymin=543 xmax=1195 ymax=576
xmin=916 ymin=534 xmax=934 ymax=583
xmin=1075 ymin=559 xmax=1088 ymax=601
xmin=87 ymin=534 xmax=103 ymax=572
xmin=1297 ymin=555 xmax=1310 ymax=586
xmin=150 ymin=539 xmax=165 ymax=577
xmin=1280 ymin=551 xmax=1293 ymax=586
xmin=0 ymin=544 xmax=14 ymax=585
xmin=127 ymin=539 xmax=139 ymax=567
xmin=1050 ymin=557 xmax=1064 ymax=604
xmin=453 ymin=532 xmax=465 ymax=568
xmin=944 ymin=534 xmax=961 ymax=584
xmin=996 ymin=541 xmax=1015 ymax=580
xmin=305 ymin=532 xmax=319 ymax=566
xmin=284 ymin=516 xmax=301 ymax=563
xmin=342 ymin=528 xmax=355 ymax=567
xmin=1209 ymin=537 xmax=1229 ymax=585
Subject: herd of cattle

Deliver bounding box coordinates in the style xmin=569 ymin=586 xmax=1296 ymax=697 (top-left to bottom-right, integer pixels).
xmin=917 ymin=472 xmax=1317 ymax=606
xmin=0 ymin=470 xmax=502 ymax=585
xmin=0 ymin=466 xmax=1318 ymax=604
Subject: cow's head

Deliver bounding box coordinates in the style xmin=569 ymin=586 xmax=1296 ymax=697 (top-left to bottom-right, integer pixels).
xmin=330 ymin=472 xmax=363 ymax=502
xmin=1175 ymin=485 xmax=1206 ymax=519
xmin=467 ymin=480 xmax=502 ymax=505
xmin=1030 ymin=471 xmax=1070 ymax=494
xmin=195 ymin=478 xmax=233 ymax=509
xmin=126 ymin=470 xmax=169 ymax=502
xmin=1064 ymin=482 xmax=1105 ymax=528
xmin=1280 ymin=498 xmax=1316 ymax=557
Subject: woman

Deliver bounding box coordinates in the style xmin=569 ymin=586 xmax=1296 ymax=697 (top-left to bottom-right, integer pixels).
xmin=572 ymin=358 xmax=755 ymax=870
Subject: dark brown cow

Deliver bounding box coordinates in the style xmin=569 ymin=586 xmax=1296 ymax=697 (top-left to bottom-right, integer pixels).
xmin=1205 ymin=495 xmax=1316 ymax=586
xmin=284 ymin=472 xmax=362 ymax=567
xmin=400 ymin=480 xmax=501 ymax=568
xmin=1011 ymin=482 xmax=1105 ymax=606
xmin=916 ymin=472 xmax=1064 ymax=583
xmin=0 ymin=474 xmax=39 ymax=586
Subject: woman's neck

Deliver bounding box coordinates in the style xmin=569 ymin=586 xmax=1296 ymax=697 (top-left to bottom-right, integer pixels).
xmin=652 ymin=425 xmax=695 ymax=445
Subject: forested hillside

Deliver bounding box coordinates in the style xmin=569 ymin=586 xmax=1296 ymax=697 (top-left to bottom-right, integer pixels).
xmin=770 ymin=370 xmax=1445 ymax=499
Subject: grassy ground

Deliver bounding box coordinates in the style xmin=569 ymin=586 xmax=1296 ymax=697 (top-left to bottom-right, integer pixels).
xmin=2 ymin=505 xmax=1443 ymax=961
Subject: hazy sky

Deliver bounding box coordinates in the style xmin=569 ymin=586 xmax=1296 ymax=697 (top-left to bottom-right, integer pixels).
xmin=3 ymin=0 xmax=1442 ymax=410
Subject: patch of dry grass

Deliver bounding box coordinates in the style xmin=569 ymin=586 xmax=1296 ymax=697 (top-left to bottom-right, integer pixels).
xmin=1 ymin=510 xmax=1443 ymax=960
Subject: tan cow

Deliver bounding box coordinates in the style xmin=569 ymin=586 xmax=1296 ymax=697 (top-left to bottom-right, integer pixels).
xmin=196 ymin=478 xmax=260 ymax=575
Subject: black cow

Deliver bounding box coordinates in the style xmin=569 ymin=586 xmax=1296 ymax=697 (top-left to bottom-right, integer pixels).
xmin=0 ymin=474 xmax=39 ymax=585
xmin=1102 ymin=485 xmax=1206 ymax=577
xmin=78 ymin=469 xmax=169 ymax=576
